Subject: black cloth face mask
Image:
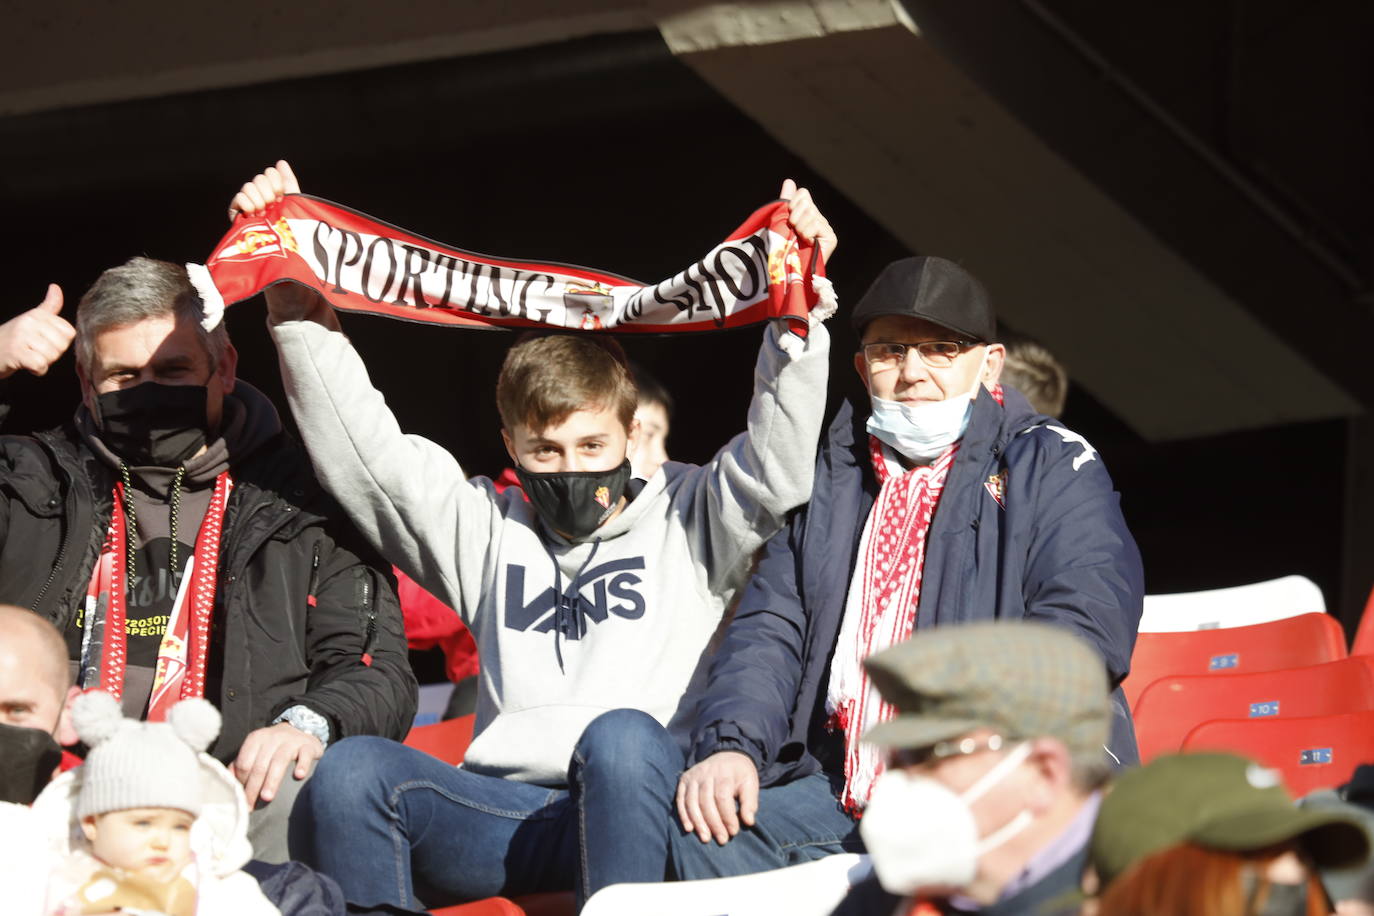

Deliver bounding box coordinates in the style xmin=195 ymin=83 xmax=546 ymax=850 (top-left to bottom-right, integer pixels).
xmin=0 ymin=721 xmax=62 ymax=805
xmin=516 ymin=459 xmax=632 ymax=539
xmin=95 ymin=380 xmax=211 ymax=467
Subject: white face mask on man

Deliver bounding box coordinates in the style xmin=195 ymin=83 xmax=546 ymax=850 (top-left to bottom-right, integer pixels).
xmin=865 ymin=349 xmax=990 ymax=464
xmin=859 ymin=740 xmax=1035 ymax=895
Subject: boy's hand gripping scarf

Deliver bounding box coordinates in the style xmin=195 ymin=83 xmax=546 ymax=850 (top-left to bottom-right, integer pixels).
xmin=187 ymin=194 xmax=834 ymax=336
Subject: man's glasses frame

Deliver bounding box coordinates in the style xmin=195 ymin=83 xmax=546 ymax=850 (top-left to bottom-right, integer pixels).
xmin=888 ymin=733 xmax=1006 ymax=769
xmin=862 ymin=340 xmax=979 ymax=370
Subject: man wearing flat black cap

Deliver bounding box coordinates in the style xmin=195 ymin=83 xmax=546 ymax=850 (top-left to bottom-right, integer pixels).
xmin=666 ymin=256 xmax=1144 ymax=886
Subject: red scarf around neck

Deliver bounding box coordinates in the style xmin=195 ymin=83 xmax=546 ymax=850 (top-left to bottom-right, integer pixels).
xmin=81 ymin=472 xmax=232 ymax=721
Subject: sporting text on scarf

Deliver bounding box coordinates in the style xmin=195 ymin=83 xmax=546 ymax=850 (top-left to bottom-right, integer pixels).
xmin=197 ymin=194 xmax=827 ymax=333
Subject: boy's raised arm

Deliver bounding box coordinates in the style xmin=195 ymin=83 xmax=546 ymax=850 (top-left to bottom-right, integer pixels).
xmin=238 ymin=161 xmax=493 ymax=618
xmin=673 ymin=178 xmax=837 ymax=594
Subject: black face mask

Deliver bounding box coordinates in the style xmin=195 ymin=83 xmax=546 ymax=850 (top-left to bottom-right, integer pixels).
xmin=94 ymin=381 xmax=211 ymax=467
xmin=516 ymin=459 xmax=632 ymax=539
xmin=0 ymin=721 xmax=62 ymax=805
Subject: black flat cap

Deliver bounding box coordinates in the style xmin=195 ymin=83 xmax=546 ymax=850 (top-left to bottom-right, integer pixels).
xmin=851 ymin=256 xmax=995 ymax=342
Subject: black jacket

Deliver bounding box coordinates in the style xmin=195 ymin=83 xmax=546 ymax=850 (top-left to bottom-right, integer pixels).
xmin=690 ymin=388 xmax=1144 ymax=787
xmin=829 ymin=839 xmax=1088 ymax=916
xmin=0 ymin=411 xmax=417 ymax=763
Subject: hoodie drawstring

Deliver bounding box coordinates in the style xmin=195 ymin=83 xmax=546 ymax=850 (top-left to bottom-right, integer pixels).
xmin=117 ymin=462 xmax=187 ymax=591
xmin=548 ymin=538 xmax=601 ymax=674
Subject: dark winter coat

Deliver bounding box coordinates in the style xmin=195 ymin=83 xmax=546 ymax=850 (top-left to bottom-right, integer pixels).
xmin=0 ymin=406 xmax=416 ymax=763
xmin=689 ymin=387 xmax=1144 ymax=786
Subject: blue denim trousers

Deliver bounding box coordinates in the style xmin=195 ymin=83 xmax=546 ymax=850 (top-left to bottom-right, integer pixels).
xmin=669 ymin=770 xmax=863 ymax=879
xmin=289 ymin=709 xmax=683 ymax=911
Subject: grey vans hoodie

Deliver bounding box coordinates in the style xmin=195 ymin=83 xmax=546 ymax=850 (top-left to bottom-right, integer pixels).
xmin=272 ymin=318 xmax=829 ymax=784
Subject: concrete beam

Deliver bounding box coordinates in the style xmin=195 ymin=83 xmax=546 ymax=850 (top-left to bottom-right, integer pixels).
xmin=659 ymin=0 xmax=1360 ymax=440
xmin=5 ymin=0 xmax=1361 ymax=439
xmin=0 ymin=1 xmax=651 ymax=116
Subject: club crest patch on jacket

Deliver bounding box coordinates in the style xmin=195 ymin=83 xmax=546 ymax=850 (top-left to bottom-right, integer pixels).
xmin=984 ymin=470 xmax=1007 ymax=509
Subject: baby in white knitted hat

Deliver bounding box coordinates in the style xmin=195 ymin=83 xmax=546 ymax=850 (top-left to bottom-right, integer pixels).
xmin=57 ymin=690 xmax=222 ymax=916
xmin=6 ymin=690 xmax=279 ymax=915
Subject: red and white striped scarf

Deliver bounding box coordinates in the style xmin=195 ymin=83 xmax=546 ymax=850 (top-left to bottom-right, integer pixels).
xmin=191 ymin=194 xmax=831 ymax=336
xmin=826 ymin=384 xmax=1004 ymax=813
xmin=80 ymin=472 xmax=232 ymax=721
xmin=826 ymin=438 xmax=957 ymax=813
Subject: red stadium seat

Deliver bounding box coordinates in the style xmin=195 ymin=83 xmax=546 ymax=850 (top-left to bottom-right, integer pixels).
xmin=404 ymin=714 xmax=476 ymax=765
xmin=1133 ymin=657 xmax=1374 ymax=762
xmin=428 ymin=893 xmax=574 ymax=916
xmin=1181 ymin=710 xmax=1374 ymax=797
xmin=431 ymin=900 xmax=525 ymax=916
xmin=1123 ymin=613 xmax=1347 ymax=711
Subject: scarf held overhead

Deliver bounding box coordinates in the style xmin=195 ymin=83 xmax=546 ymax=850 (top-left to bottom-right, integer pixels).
xmin=191 ymin=194 xmax=830 ymax=333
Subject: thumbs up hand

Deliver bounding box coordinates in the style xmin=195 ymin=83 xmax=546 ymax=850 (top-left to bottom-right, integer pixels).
xmin=0 ymin=284 xmax=75 ymax=379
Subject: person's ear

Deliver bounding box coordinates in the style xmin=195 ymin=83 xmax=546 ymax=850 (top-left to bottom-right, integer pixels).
xmin=853 ymin=351 xmax=872 ymax=393
xmin=217 ymin=340 xmax=239 ymax=395
xmin=81 ymin=814 xmax=99 ymax=843
xmin=56 ymin=685 xmax=81 ymax=747
xmin=626 ymin=417 xmax=640 ymax=458
xmin=983 ymin=343 xmax=1006 ymax=387
xmin=501 ymin=428 xmax=517 ymax=466
xmin=1025 ymin=737 xmax=1071 ymax=814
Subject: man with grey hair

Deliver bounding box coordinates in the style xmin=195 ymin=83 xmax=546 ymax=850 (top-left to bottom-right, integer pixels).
xmin=0 ymin=261 xmax=416 ymax=861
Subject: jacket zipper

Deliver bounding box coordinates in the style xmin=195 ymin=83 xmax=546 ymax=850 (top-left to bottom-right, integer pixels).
xmin=360 ymin=574 xmax=377 ymax=667
xmin=306 ymin=543 xmax=321 ymax=606
xmin=30 ymin=516 xmax=70 ymax=613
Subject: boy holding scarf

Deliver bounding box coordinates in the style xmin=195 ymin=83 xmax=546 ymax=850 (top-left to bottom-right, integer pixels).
xmin=232 ymin=161 xmax=837 ymax=910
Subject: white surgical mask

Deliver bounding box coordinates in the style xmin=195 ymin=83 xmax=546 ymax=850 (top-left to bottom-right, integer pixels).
xmin=866 ymin=349 xmax=989 ymax=464
xmin=859 ymin=741 xmax=1035 ymax=896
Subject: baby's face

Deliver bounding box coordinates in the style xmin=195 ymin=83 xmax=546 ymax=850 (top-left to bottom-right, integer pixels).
xmin=81 ymin=807 xmax=194 ymax=881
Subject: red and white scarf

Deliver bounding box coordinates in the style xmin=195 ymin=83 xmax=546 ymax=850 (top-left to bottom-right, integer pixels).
xmin=80 ymin=473 xmax=232 ymax=721
xmin=188 ymin=195 xmax=832 ymax=336
xmin=826 ymin=439 xmax=958 ymax=813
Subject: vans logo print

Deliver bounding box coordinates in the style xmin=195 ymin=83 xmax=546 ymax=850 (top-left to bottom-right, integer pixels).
xmin=504 ymin=556 xmax=647 ymax=636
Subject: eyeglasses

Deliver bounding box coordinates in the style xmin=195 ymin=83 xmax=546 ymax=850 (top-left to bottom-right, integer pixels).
xmin=863 ymin=340 xmax=978 ymax=370
xmin=888 ymin=733 xmax=1005 ymax=769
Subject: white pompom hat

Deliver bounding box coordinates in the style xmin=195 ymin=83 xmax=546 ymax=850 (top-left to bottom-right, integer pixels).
xmin=72 ymin=691 xmax=221 ymax=820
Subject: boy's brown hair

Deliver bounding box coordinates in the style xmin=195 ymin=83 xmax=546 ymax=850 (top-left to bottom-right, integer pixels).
xmin=496 ymin=333 xmax=638 ymax=433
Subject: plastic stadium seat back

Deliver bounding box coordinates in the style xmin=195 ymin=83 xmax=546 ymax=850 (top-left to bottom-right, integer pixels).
xmin=1133 ymin=657 xmax=1374 ymax=763
xmin=1350 ymin=584 xmax=1374 ymax=657
xmin=404 ymin=714 xmax=476 ymax=766
xmin=1139 ymin=575 xmax=1325 ymax=633
xmin=1123 ymin=613 xmax=1347 ymax=712
xmin=428 ymin=893 xmax=574 ymax=916
xmin=1181 ymin=710 xmax=1374 ymax=798
xmin=582 ymin=854 xmax=871 ymax=916
xmin=429 ymin=900 xmax=524 ymax=916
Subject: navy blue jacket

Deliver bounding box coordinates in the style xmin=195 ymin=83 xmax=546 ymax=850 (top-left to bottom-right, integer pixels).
xmin=688 ymin=388 xmax=1144 ymax=786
